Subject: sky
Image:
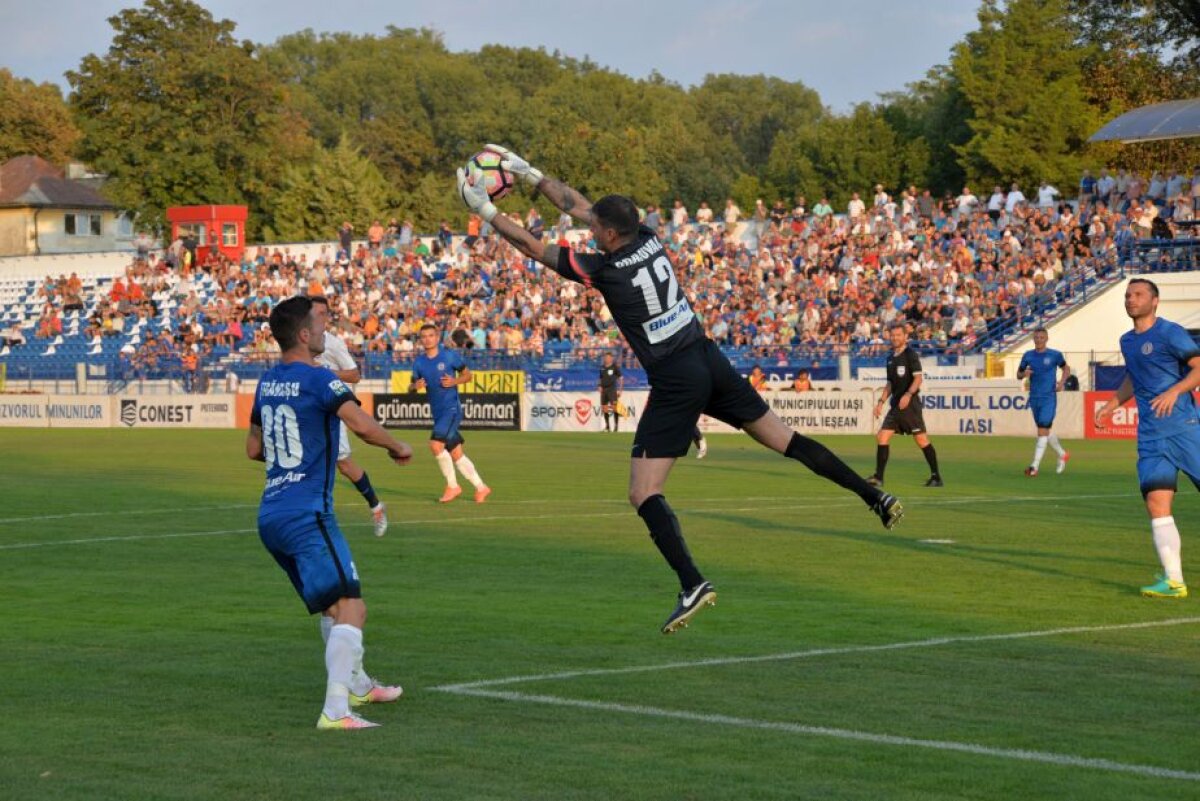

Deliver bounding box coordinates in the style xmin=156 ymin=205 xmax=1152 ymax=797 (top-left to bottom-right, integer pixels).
xmin=1 ymin=0 xmax=979 ymax=112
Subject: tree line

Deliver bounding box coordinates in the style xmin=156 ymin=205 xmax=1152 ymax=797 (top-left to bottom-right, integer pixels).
xmin=0 ymin=0 xmax=1196 ymax=241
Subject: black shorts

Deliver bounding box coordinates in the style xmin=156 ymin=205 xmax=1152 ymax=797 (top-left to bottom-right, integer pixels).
xmin=633 ymin=338 xmax=769 ymax=458
xmin=600 ymin=387 xmax=619 ymax=406
xmin=881 ymin=400 xmax=927 ymax=435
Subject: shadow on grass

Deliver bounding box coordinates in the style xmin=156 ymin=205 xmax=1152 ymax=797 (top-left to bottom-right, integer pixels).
xmin=694 ymin=509 xmax=1140 ymax=593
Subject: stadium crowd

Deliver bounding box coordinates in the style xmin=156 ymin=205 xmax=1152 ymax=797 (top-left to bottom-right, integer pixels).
xmin=22 ymin=165 xmax=1200 ymax=380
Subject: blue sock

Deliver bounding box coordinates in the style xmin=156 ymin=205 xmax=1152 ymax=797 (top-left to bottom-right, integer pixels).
xmin=353 ymin=472 xmax=379 ymax=508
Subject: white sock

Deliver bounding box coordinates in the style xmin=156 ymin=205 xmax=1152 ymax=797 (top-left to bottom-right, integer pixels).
xmin=1151 ymin=516 xmax=1185 ymax=583
xmin=1047 ymin=433 xmax=1065 ymax=457
xmin=1032 ymin=436 xmax=1048 ymax=469
xmin=321 ymin=616 xmax=372 ymax=692
xmin=435 ymin=450 xmax=458 ymax=488
xmin=323 ymin=624 xmax=362 ymax=720
xmin=454 ymin=454 xmax=486 ymax=489
xmin=349 ymin=643 xmax=374 ymax=696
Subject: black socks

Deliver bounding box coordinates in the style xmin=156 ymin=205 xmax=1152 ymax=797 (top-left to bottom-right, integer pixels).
xmin=786 ymin=433 xmax=879 ymax=504
xmin=637 ymin=494 xmax=703 ymax=590
xmin=353 ymin=472 xmax=379 ymax=508
xmin=922 ymin=443 xmax=940 ymax=477
xmin=875 ymin=444 xmax=890 ymax=481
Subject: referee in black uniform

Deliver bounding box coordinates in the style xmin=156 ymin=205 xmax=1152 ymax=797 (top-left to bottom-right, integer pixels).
xmin=868 ymin=323 xmax=943 ymax=487
xmin=598 ymin=351 xmax=623 ymax=431
xmin=458 ymin=146 xmax=904 ymax=634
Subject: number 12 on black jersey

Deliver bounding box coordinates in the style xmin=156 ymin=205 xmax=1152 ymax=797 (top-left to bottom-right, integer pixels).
xmin=632 ymin=255 xmax=695 ymax=344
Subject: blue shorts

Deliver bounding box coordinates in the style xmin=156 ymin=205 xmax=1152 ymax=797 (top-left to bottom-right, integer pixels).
xmin=1137 ymin=427 xmax=1200 ymax=496
xmin=431 ymin=409 xmax=464 ymax=450
xmin=1029 ymin=395 xmax=1057 ymax=429
xmin=258 ymin=510 xmax=361 ymax=614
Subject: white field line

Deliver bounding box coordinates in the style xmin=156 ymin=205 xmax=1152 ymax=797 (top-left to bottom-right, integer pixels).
xmin=0 ymin=492 xmax=1138 ymax=551
xmin=441 ymin=688 xmax=1200 ymax=782
xmin=432 ymin=617 xmax=1200 ymax=783
xmin=0 ymin=503 xmax=259 ymax=524
xmin=0 ymin=490 xmax=1138 ymax=527
xmin=0 ymin=494 xmax=844 ymax=525
xmin=432 ymin=617 xmax=1200 ymax=691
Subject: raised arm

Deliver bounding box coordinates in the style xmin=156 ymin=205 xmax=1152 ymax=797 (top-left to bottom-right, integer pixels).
xmin=458 ymin=166 xmax=561 ymax=270
xmin=490 ymin=213 xmax=561 ymax=269
xmin=486 ymin=144 xmax=593 ymax=224
xmin=535 ymin=177 xmax=594 ymax=224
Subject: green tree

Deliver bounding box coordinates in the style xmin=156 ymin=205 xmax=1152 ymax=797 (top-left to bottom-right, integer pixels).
xmin=67 ymin=0 xmax=311 ymax=235
xmin=691 ymin=74 xmax=824 ymax=174
xmin=0 ymin=69 xmax=81 ymax=165
xmin=1068 ymin=0 xmax=1199 ymax=68
xmin=768 ymin=104 xmax=912 ymax=208
xmin=266 ymin=134 xmax=394 ymax=242
xmin=879 ymin=65 xmax=971 ymax=195
xmin=951 ymin=0 xmax=1097 ymax=193
xmin=1066 ymin=0 xmax=1200 ymax=174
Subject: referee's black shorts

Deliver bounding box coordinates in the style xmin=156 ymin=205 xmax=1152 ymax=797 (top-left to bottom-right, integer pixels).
xmin=880 ymin=399 xmax=927 ymax=435
xmin=600 ymin=387 xmax=619 ymax=407
xmin=633 ymin=338 xmax=769 ymax=458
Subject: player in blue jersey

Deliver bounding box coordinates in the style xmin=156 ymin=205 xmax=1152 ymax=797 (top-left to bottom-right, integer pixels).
xmin=1018 ymin=327 xmax=1071 ymax=476
xmin=248 ymin=296 xmax=415 ymax=729
xmin=1096 ymin=279 xmax=1200 ymax=599
xmin=412 ymin=323 xmax=491 ymax=503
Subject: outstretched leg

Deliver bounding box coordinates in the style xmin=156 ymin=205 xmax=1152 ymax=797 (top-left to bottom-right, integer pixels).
xmin=743 ymin=410 xmax=904 ymax=529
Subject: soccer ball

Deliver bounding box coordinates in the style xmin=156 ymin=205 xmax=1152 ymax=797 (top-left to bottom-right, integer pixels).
xmin=464 ymin=149 xmax=515 ymax=202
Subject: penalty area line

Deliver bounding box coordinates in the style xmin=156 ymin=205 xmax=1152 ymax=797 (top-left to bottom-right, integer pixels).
xmin=439 ymin=687 xmax=1200 ymax=782
xmin=431 ymin=616 xmax=1200 ymax=690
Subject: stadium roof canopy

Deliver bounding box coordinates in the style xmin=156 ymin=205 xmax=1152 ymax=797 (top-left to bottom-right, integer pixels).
xmin=1089 ymin=98 xmax=1200 ymax=143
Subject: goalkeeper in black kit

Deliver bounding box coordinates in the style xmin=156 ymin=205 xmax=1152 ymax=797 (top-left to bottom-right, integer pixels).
xmin=458 ymin=146 xmax=904 ymax=634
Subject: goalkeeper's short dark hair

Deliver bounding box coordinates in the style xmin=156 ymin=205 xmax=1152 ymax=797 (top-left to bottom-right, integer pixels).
xmin=592 ymin=195 xmax=640 ymax=237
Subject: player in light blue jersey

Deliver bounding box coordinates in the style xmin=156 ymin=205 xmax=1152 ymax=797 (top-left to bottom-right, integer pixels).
xmin=412 ymin=323 xmax=491 ymax=503
xmin=1096 ymin=279 xmax=1200 ymax=599
xmin=249 ymin=296 xmax=415 ymax=729
xmin=1018 ymin=327 xmax=1071 ymax=476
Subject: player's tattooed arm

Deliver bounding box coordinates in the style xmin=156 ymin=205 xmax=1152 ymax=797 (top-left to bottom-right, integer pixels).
xmin=537 ymin=177 xmax=593 ymax=224
xmin=491 ymin=213 xmax=559 ymax=269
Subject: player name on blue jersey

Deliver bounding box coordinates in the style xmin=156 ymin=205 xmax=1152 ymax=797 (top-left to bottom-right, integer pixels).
xmin=259 ymin=380 xmax=302 ymax=398
xmin=252 ymin=362 xmax=358 ymax=516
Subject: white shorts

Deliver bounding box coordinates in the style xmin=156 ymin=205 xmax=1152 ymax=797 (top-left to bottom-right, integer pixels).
xmin=338 ymin=422 xmax=352 ymax=460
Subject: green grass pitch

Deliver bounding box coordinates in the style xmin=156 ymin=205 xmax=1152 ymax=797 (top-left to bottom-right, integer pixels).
xmin=1 ymin=429 xmax=1197 ymax=800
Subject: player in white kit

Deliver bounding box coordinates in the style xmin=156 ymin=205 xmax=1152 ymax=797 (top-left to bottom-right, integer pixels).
xmin=311 ymin=297 xmax=388 ymax=536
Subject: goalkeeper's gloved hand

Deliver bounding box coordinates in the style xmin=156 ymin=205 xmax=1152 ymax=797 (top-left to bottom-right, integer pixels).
xmin=485 ymin=143 xmax=544 ymax=188
xmin=456 ymin=167 xmax=497 ymax=223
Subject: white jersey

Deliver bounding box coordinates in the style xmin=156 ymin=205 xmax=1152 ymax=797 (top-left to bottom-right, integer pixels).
xmin=319 ymin=332 xmax=358 ymax=373
xmin=319 ymin=332 xmax=358 ymax=459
